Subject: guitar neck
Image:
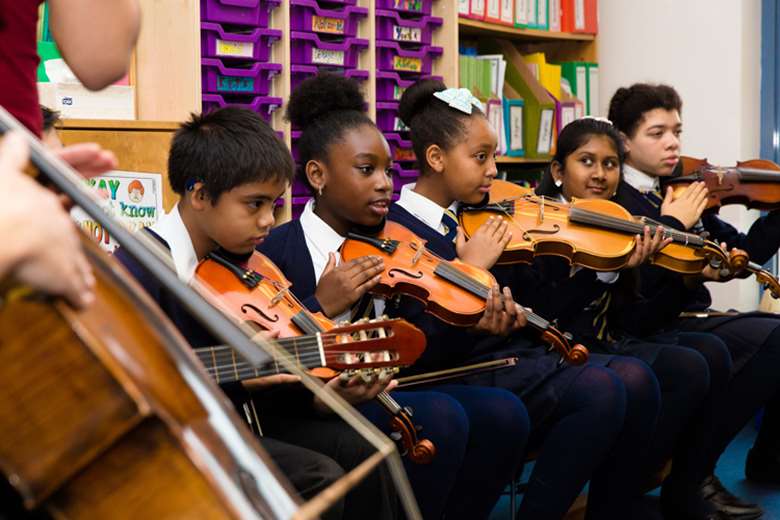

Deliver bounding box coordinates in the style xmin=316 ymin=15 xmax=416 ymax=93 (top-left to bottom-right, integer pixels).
xmin=194 ymin=335 xmax=325 ymax=385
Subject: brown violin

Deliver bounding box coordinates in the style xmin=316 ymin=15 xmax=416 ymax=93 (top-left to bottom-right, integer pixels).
xmin=341 ymin=221 xmax=589 ymax=365
xmin=666 ymin=156 xmax=780 ymax=211
xmin=194 ymin=250 xmax=436 ymax=464
xmin=459 ymin=180 xmax=749 ymax=277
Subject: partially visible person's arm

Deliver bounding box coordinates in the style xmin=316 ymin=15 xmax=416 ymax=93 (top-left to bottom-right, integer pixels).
xmin=0 ymin=133 xmax=94 ymax=308
xmin=48 ymin=0 xmax=141 ymax=90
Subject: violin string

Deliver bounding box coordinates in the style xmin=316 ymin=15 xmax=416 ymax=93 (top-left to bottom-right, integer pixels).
xmin=433 ymin=263 xmax=549 ymax=330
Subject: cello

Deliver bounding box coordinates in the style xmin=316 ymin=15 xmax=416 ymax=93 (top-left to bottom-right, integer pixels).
xmin=194 ymin=250 xmax=437 ymax=464
xmin=0 ymin=107 xmax=421 ymax=519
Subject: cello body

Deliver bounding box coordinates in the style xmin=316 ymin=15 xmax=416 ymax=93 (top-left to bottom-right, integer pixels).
xmin=0 ymin=236 xmax=296 ymax=519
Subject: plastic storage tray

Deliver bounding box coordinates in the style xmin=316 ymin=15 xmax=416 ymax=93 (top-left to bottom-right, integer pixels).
xmin=375 ymin=9 xmax=442 ymax=46
xmin=376 ymin=101 xmax=409 ymax=133
xmin=202 ymin=94 xmax=282 ymax=121
xmin=384 ymin=132 xmax=416 ymax=163
xmin=201 ymin=0 xmax=280 ymax=27
xmin=291 ymin=65 xmax=369 ymax=95
xmin=290 ymin=32 xmax=369 ymax=68
xmin=201 ymin=23 xmax=281 ymax=62
xmin=202 ymin=59 xmax=281 ymax=96
xmin=291 ymin=0 xmax=368 ymax=37
xmin=376 ymin=41 xmax=442 ymax=75
xmin=376 ymin=0 xmax=434 ymax=16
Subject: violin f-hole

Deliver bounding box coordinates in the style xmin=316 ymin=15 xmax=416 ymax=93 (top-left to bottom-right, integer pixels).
xmin=388 ymin=268 xmax=424 ymax=280
xmin=240 ymin=303 xmax=280 ymax=324
xmin=522 ymin=224 xmax=561 ymax=241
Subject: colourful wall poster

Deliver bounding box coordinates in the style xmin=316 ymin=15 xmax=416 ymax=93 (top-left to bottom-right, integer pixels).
xmin=70 ymin=170 xmax=163 ymax=253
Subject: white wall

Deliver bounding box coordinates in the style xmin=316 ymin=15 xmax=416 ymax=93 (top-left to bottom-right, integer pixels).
xmin=598 ymin=0 xmax=763 ymax=311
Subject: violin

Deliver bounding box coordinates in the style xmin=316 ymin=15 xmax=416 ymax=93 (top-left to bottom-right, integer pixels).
xmin=666 ymin=156 xmax=780 ymax=211
xmin=194 ymin=250 xmax=437 ymax=464
xmin=459 ymin=180 xmax=747 ymax=276
xmin=341 ymin=221 xmax=589 ymax=365
xmin=458 ymin=181 xmax=780 ymax=296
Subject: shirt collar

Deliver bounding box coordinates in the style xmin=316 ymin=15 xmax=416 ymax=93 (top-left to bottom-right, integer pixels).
xmin=299 ymin=198 xmax=346 ymax=258
xmin=623 ymin=163 xmax=660 ymax=193
xmin=150 ymin=204 xmax=199 ymax=283
xmin=396 ymin=183 xmax=459 ymax=233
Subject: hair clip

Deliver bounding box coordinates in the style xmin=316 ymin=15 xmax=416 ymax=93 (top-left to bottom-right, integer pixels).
xmin=582 ymin=115 xmax=614 ymax=126
xmin=433 ymin=88 xmax=484 ymax=115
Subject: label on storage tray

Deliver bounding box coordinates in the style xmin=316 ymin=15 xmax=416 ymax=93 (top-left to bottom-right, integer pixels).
xmin=395 ymin=0 xmax=423 ymax=12
xmin=393 ymin=84 xmax=407 ymax=101
xmin=394 ymin=117 xmax=409 ymax=132
xmin=312 ymin=15 xmax=345 ymax=34
xmin=394 ymin=147 xmax=416 ymax=162
xmin=393 ymin=55 xmax=422 ymax=73
xmin=312 ymin=48 xmax=346 ymax=66
xmin=509 ymin=105 xmax=524 ymax=151
xmin=393 ymin=25 xmax=422 ymax=43
xmin=217 ymin=75 xmax=255 ymax=93
xmin=216 ymin=39 xmax=254 ymax=58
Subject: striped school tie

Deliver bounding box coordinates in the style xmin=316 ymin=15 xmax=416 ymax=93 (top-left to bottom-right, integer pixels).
xmin=642 ymin=189 xmax=664 ymax=209
xmin=441 ymin=209 xmax=459 ymax=242
xmin=591 ymin=290 xmax=613 ymax=342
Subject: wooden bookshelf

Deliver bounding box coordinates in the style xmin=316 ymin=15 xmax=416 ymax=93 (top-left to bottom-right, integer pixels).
xmin=458 ymin=18 xmax=596 ymax=42
xmin=496 ymin=156 xmax=550 ymax=165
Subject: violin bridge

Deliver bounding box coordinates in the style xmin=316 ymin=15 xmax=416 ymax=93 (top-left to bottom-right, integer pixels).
xmin=537 ymin=197 xmax=545 ymax=225
xmin=269 ymin=287 xmax=289 ymax=307
xmin=411 ymin=243 xmax=425 ymax=266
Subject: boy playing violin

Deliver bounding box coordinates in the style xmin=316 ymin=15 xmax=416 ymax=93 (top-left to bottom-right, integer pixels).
xmin=115 ymin=106 xmax=401 ymax=520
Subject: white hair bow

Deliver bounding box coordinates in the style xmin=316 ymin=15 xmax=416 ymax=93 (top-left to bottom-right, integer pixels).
xmin=433 ymin=88 xmax=484 ymax=115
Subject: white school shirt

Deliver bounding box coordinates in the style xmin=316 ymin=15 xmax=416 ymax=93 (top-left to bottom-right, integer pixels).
xmin=298 ymin=199 xmax=385 ymax=320
xmin=623 ymin=163 xmax=660 ymax=193
xmin=395 ymin=183 xmax=459 ymax=236
xmin=150 ymin=204 xmax=199 ymax=283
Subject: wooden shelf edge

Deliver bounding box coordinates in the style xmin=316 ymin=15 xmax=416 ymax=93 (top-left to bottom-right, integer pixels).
xmin=60 ymin=119 xmax=181 ymax=131
xmin=496 ymin=156 xmax=550 ymax=164
xmin=458 ymin=18 xmax=596 ymax=42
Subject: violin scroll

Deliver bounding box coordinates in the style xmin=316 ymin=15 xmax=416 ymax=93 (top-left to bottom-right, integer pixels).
xmin=388 ymin=408 xmax=436 ymax=465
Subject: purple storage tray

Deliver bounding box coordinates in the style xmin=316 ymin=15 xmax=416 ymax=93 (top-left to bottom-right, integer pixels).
xmin=376 ymin=101 xmax=409 ymax=133
xmin=201 ymin=23 xmax=281 ymax=62
xmin=291 ymin=196 xmax=312 ymax=219
xmin=384 ymin=132 xmax=416 ymax=163
xmin=202 ymin=58 xmax=281 ymax=96
xmin=202 ymin=94 xmax=282 ymax=122
xmin=291 ymin=0 xmax=368 ymax=38
xmin=291 ymin=65 xmax=369 ymax=96
xmin=376 ymin=71 xmax=441 ymax=101
xmin=201 ymin=0 xmax=280 ymax=27
xmin=292 ymin=176 xmax=310 ymax=196
xmin=392 ymin=175 xmax=417 ymax=192
xmin=375 ymin=9 xmax=442 ymax=46
xmin=290 ymin=32 xmax=369 ymax=68
xmin=376 ymin=41 xmax=442 ymax=75
xmin=376 ymin=0 xmax=433 ymax=16
xmin=394 ymin=163 xmax=419 ymax=178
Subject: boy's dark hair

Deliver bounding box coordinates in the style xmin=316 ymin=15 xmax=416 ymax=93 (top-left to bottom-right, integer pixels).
xmin=536 ymin=117 xmax=625 ymax=197
xmin=41 ymin=105 xmax=61 ymax=132
xmin=285 ymin=72 xmax=375 ymax=193
xmin=398 ymin=79 xmax=485 ymax=175
xmin=168 ymin=107 xmax=293 ymax=200
xmin=607 ymin=83 xmax=682 ymax=138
